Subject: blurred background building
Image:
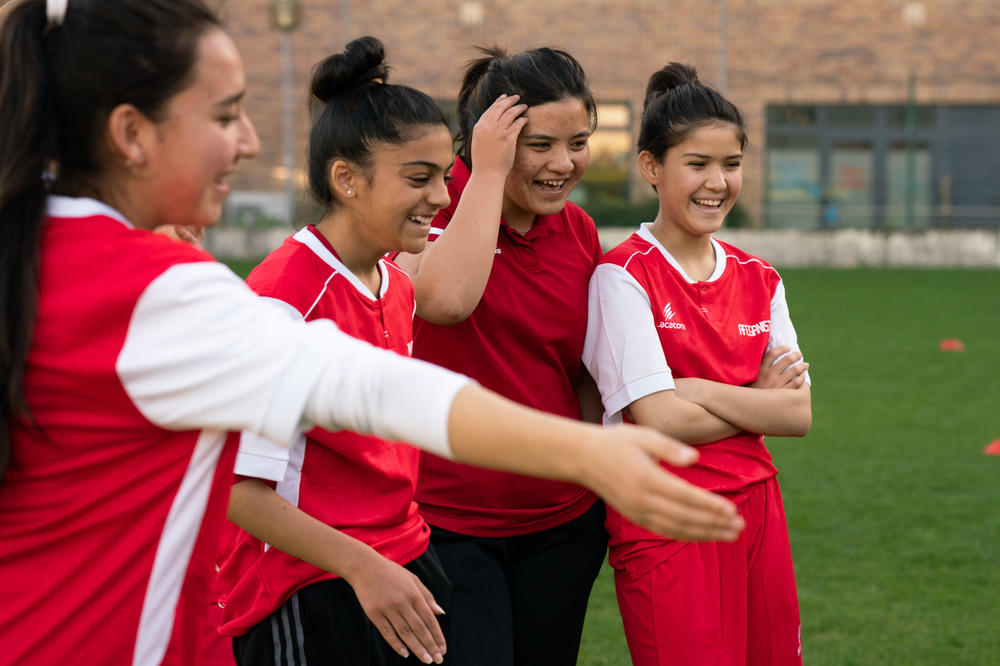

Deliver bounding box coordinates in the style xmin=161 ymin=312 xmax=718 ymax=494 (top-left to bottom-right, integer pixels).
xmin=220 ymin=0 xmax=1000 ymax=238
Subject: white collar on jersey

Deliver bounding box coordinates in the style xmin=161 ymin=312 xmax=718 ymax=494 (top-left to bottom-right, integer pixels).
xmin=637 ymin=223 xmax=727 ymax=284
xmin=291 ymin=226 xmax=390 ymax=301
xmin=46 ymin=195 xmax=134 ymax=228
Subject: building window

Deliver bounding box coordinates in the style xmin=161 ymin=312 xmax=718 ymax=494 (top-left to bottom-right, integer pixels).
xmin=766 ymin=136 xmax=821 ymax=229
xmin=765 ymin=104 xmax=1000 ymax=229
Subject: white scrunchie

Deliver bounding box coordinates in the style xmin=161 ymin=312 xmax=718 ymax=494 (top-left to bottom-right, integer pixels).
xmin=46 ymin=0 xmax=68 ymax=26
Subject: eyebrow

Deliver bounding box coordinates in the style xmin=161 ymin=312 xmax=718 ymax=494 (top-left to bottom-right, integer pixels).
xmin=682 ymin=152 xmax=743 ymax=159
xmin=400 ymin=159 xmax=456 ymax=171
xmin=216 ymin=91 xmax=246 ymax=107
xmin=522 ymin=131 xmax=591 ymax=140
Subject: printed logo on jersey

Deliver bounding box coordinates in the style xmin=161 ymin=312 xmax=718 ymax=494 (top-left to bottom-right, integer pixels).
xmin=495 ymin=247 xmax=502 ymax=255
xmin=737 ymin=319 xmax=771 ymax=336
xmin=657 ymin=303 xmax=686 ymax=330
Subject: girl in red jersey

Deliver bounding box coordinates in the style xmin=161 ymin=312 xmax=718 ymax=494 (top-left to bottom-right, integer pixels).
xmin=583 ymin=63 xmax=813 ymax=666
xmin=0 ymin=0 xmax=745 ymax=661
xmin=218 ymin=36 xmax=524 ymax=665
xmin=394 ymin=47 xmax=618 ymax=666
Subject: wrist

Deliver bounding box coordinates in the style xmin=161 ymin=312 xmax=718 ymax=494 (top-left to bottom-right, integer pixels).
xmin=466 ymin=165 xmax=509 ymax=188
xmin=572 ymin=425 xmax=611 ymax=495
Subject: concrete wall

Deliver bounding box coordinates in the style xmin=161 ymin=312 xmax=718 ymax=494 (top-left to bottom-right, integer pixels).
xmin=597 ymin=228 xmax=1000 ymax=268
xmin=205 ymin=226 xmax=1000 ymax=268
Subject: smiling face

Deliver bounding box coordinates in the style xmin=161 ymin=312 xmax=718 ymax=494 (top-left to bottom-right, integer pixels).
xmin=501 ymin=96 xmax=591 ymax=231
xmin=641 ymin=121 xmax=743 ymax=241
xmin=351 ymin=124 xmax=454 ymax=255
xmin=136 ymin=28 xmax=259 ymax=230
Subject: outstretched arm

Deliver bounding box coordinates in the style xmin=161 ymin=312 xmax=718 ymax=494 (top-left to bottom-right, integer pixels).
xmin=673 ymin=346 xmax=812 ymax=437
xmin=121 ymin=263 xmax=743 ymax=542
xmin=228 ymin=479 xmax=447 ymax=665
xmin=394 ymin=94 xmax=528 ymax=324
xmin=446 ymin=385 xmax=744 ymax=542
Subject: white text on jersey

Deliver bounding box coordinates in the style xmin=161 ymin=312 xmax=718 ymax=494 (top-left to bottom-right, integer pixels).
xmin=738 ymin=320 xmax=771 ymax=336
xmin=657 ymin=302 xmax=687 ymax=330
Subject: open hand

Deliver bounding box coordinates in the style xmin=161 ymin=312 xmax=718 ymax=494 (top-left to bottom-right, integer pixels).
xmin=583 ymin=425 xmax=744 ymax=542
xmin=348 ymin=555 xmax=447 ymax=664
xmin=469 ymin=94 xmax=528 ymax=177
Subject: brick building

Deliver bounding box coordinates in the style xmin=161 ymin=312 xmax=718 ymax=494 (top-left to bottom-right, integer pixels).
xmin=221 ymin=0 xmax=1000 ymax=229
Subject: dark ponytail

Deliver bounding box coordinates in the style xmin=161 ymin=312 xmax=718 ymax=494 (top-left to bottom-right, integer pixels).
xmin=0 ymin=1 xmax=52 ymax=479
xmin=307 ymin=36 xmax=447 ymax=209
xmin=455 ymin=46 xmax=597 ymax=168
xmin=637 ymin=62 xmax=747 ymax=160
xmin=0 ymin=0 xmax=219 ymax=479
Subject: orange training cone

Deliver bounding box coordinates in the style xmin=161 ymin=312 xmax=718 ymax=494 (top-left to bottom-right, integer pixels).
xmin=939 ymin=338 xmax=965 ymax=352
xmin=984 ymin=440 xmax=1000 ymax=456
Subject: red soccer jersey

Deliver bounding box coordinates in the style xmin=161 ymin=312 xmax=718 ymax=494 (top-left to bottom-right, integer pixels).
xmin=585 ymin=225 xmax=807 ymax=577
xmin=0 ymin=198 xmax=237 ymax=666
xmin=218 ymin=226 xmax=429 ymax=636
xmin=412 ymin=158 xmax=602 ymax=537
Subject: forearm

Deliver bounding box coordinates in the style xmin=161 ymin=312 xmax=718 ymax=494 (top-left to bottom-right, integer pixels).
xmin=676 ymin=378 xmax=812 ymax=437
xmin=409 ymin=171 xmax=508 ymax=324
xmin=446 ymin=385 xmax=596 ymax=480
xmin=627 ymin=390 xmax=742 ymax=444
xmin=227 ymin=479 xmax=381 ymax=583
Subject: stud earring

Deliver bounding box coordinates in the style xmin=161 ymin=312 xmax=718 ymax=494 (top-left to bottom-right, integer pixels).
xmin=345 ymin=189 xmax=353 ymax=195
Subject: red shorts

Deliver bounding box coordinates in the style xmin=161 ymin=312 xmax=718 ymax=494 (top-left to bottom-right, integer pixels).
xmin=613 ymin=477 xmax=801 ymax=666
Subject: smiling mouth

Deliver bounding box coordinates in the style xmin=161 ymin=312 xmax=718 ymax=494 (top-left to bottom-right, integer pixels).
xmin=693 ymin=198 xmax=723 ymax=209
xmin=534 ymin=179 xmax=567 ymax=192
xmin=407 ymin=215 xmax=433 ymax=226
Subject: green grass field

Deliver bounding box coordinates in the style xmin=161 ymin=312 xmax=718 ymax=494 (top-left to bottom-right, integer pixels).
xmin=579 ymin=268 xmax=1000 ymax=665
xmin=224 ymin=260 xmax=999 ymax=663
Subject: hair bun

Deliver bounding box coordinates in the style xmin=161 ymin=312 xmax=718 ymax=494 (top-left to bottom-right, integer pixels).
xmin=643 ymin=62 xmax=700 ymax=109
xmin=311 ymin=35 xmax=390 ymax=103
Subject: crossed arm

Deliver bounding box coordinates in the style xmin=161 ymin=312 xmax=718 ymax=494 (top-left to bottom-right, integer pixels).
xmin=630 ymin=345 xmax=812 ymax=441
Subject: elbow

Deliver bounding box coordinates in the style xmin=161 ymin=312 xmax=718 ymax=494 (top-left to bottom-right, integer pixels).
xmin=788 ymin=408 xmax=812 ymax=438
xmin=414 ymin=292 xmax=477 ymax=325
xmin=415 ymin=299 xmax=474 ymax=325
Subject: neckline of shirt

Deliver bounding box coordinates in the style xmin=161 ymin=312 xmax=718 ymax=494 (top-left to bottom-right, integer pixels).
xmin=637 ymin=223 xmax=726 ymax=284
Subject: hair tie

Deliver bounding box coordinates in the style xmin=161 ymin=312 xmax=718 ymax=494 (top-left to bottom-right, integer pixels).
xmin=372 ymin=77 xmax=384 ymax=84
xmin=46 ymin=0 xmax=68 ymax=27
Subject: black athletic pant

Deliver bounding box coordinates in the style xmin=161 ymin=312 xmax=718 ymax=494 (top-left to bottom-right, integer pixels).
xmin=429 ymin=500 xmax=608 ymax=666
xmin=233 ymin=546 xmax=452 ymax=666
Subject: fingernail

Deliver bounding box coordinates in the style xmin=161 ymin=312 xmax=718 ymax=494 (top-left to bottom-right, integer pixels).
xmin=399 ymin=648 xmax=409 ymax=658
xmin=421 ymin=653 xmax=432 ymax=664
xmin=434 ymin=653 xmax=444 ymax=664
xmin=432 ymin=602 xmax=445 ymax=614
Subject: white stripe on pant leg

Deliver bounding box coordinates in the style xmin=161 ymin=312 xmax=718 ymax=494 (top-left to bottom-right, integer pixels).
xmin=270 ymin=614 xmax=282 ymax=666
xmin=281 ymin=604 xmax=296 ymax=665
xmin=291 ymin=594 xmax=308 ymax=665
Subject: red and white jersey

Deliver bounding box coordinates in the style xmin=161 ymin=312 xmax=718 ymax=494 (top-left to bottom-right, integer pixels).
xmin=218 ymin=226 xmax=429 ymax=636
xmin=412 ymin=157 xmax=602 ymax=537
xmin=0 ymin=197 xmax=470 ymax=666
xmin=583 ymin=224 xmax=809 ymax=573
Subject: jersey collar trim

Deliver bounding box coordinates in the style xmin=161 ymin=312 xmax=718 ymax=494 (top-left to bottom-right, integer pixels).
xmin=45 ymin=195 xmax=133 ymax=228
xmin=637 ymin=223 xmax=727 ymax=284
xmin=293 ymin=225 xmax=388 ymax=301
